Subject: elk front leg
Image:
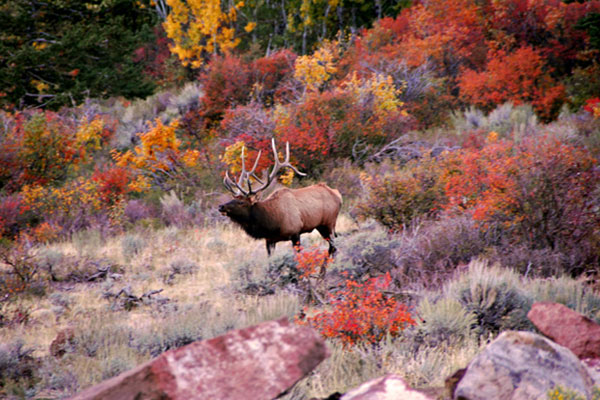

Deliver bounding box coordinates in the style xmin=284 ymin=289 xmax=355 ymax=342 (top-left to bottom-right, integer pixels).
xmin=266 ymin=241 xmax=276 ymax=256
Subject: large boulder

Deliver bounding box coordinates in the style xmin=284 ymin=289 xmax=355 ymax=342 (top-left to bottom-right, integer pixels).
xmin=341 ymin=375 xmax=433 ymax=400
xmin=70 ymin=317 xmax=329 ymax=400
xmin=454 ymin=331 xmax=596 ymax=400
xmin=527 ymin=302 xmax=600 ymax=359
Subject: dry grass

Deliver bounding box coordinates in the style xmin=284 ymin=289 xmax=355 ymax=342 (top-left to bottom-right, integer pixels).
xmin=3 ymin=214 xmax=598 ymax=399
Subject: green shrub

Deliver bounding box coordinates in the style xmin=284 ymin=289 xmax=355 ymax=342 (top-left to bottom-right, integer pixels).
xmin=131 ymin=302 xmax=236 ymax=357
xmin=121 ymin=234 xmax=146 ymax=258
xmin=71 ymin=316 xmax=132 ymax=358
xmin=355 ymin=156 xmax=444 ymax=231
xmin=0 ymin=340 xmax=38 ymax=396
xmin=162 ymin=257 xmax=199 ymax=285
xmin=444 ymin=260 xmax=533 ymax=335
xmin=333 ymin=224 xmax=399 ymax=276
xmin=416 ymin=297 xmax=477 ymax=345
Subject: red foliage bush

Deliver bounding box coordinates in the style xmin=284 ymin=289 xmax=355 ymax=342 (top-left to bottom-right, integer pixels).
xmin=199 ymin=54 xmax=252 ymax=126
xmin=0 ymin=112 xmax=78 ymax=189
xmin=458 ymin=46 xmax=566 ymax=120
xmin=276 ymin=88 xmax=410 ymax=169
xmin=92 ymin=166 xmax=131 ymax=206
xmin=299 ymin=272 xmax=415 ymax=347
xmin=0 ymin=196 xmax=22 ymax=238
xmin=295 ymin=246 xmax=331 ymax=279
xmin=251 ymin=49 xmax=297 ymax=105
xmin=276 ymin=91 xmax=352 ymax=168
xmin=442 ymin=137 xmax=600 ymax=261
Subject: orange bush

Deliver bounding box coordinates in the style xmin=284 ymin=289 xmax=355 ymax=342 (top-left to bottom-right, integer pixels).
xmin=299 ymin=273 xmax=415 ymax=347
xmin=441 ymin=136 xmax=600 ymax=253
xmin=295 ymin=246 xmax=332 ymax=279
xmin=458 ymin=46 xmax=566 ymax=120
xmin=112 ymin=118 xmax=201 ymax=191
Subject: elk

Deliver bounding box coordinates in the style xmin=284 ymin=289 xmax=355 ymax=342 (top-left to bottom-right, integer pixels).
xmin=218 ymin=139 xmax=342 ymax=256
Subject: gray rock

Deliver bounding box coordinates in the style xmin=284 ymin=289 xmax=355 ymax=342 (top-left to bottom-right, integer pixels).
xmin=341 ymin=374 xmax=433 ymax=400
xmin=454 ymin=331 xmax=596 ymax=400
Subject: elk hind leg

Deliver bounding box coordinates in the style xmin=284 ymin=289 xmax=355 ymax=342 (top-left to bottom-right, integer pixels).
xmin=291 ymin=234 xmax=301 ymax=251
xmin=317 ymin=226 xmax=337 ymax=257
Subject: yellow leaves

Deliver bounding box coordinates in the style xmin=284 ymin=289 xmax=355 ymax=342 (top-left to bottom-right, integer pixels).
xmin=128 ymin=175 xmax=151 ymax=192
xmin=32 ymin=80 xmax=49 ymax=93
xmin=182 ymin=149 xmax=201 ymax=167
xmin=244 ymin=21 xmax=256 ymax=33
xmin=75 ymin=117 xmax=104 ymax=161
xmin=32 ymin=41 xmax=47 ymax=51
xmin=221 ymin=141 xmax=246 ymax=174
xmin=114 ymin=118 xmax=181 ymax=173
xmin=279 ymin=169 xmax=294 ymax=186
xmin=164 ymin=0 xmax=241 ymax=68
xmin=294 ymin=42 xmax=338 ymax=92
xmin=21 ymin=178 xmax=103 ymax=217
xmin=343 ymin=72 xmax=406 ymax=118
xmin=487 ymin=131 xmax=499 ymax=143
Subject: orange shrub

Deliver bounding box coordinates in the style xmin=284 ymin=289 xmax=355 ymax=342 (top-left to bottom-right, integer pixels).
xmin=441 ymin=136 xmax=600 ymax=255
xmin=112 ymin=119 xmax=202 ymax=191
xmin=458 ymin=46 xmax=565 ymax=120
xmin=299 ymin=273 xmax=415 ymax=347
xmin=295 ymin=246 xmax=332 ymax=279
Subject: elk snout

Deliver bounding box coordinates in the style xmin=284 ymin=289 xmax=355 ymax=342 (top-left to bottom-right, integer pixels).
xmin=218 ymin=204 xmax=227 ymax=215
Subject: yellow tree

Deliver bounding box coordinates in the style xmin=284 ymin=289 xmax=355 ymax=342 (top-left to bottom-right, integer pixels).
xmin=164 ymin=0 xmax=242 ymax=68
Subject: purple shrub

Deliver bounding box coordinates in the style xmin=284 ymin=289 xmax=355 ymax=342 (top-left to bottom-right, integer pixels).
xmin=124 ymin=200 xmax=153 ymax=224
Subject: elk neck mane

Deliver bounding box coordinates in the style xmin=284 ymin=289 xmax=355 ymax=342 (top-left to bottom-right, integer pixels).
xmin=228 ymin=188 xmax=291 ymax=240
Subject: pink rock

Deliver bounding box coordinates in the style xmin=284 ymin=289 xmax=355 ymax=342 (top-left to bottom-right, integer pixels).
xmin=70 ymin=317 xmax=328 ymax=400
xmin=527 ymin=302 xmax=600 ymax=359
xmin=341 ymin=375 xmax=433 ymax=400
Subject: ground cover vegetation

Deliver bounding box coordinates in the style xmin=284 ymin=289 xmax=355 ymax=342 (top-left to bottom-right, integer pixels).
xmin=1 ymin=0 xmax=600 ymax=397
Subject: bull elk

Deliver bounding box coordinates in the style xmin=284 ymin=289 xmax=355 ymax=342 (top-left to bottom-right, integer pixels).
xmin=218 ymin=139 xmax=342 ymax=256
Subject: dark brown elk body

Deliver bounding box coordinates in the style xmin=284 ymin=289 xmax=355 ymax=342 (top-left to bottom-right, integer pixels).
xmin=218 ymin=140 xmax=342 ymax=255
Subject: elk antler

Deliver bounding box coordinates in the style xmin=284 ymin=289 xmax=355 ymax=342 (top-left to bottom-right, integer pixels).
xmin=223 ymin=145 xmax=262 ymax=196
xmin=223 ymin=139 xmax=306 ymax=196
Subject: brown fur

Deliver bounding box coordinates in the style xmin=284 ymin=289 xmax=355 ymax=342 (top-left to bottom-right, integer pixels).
xmin=218 ymin=183 xmax=343 ymax=255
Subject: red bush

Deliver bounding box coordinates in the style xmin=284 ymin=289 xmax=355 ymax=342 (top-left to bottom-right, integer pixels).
xmin=199 ymin=54 xmax=252 ymax=127
xmin=251 ymin=49 xmax=297 ymax=105
xmin=92 ymin=166 xmax=131 ymax=206
xmin=458 ymin=46 xmax=566 ymax=120
xmin=442 ymin=137 xmax=600 ymax=255
xmin=299 ymin=273 xmax=415 ymax=347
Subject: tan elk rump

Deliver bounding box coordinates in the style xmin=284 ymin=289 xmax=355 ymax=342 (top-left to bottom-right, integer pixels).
xmin=218 ymin=140 xmax=342 ymax=255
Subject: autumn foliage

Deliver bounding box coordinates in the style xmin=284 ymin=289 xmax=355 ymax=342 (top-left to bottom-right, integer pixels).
xmin=442 ymin=136 xmax=600 ymax=257
xmin=300 ymin=273 xmax=415 ymax=347
xmin=458 ymin=47 xmax=566 ymax=120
